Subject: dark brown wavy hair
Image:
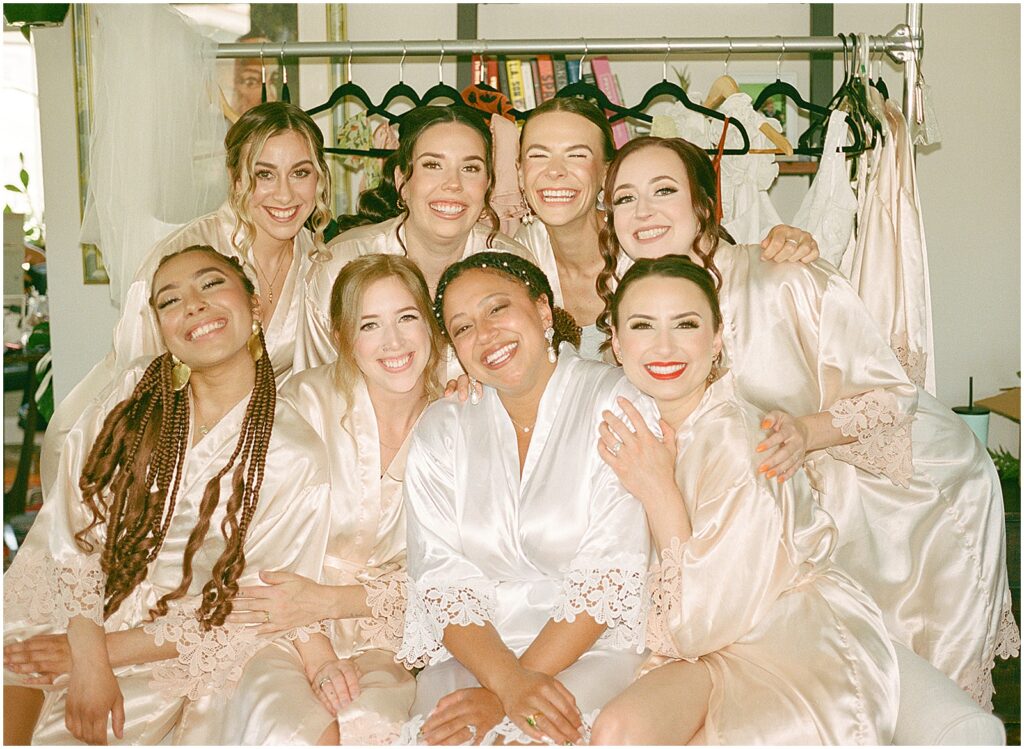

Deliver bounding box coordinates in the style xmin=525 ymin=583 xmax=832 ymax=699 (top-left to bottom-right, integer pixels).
xmin=610 ymin=254 xmax=723 ymax=333
xmin=433 ymin=251 xmax=581 ymax=351
xmin=596 ymin=137 xmax=735 ymax=341
xmin=75 ymin=245 xmax=276 ymax=630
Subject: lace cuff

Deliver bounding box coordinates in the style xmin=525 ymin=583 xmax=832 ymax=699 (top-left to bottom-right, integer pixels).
xmin=891 ymin=333 xmax=928 ymax=388
xmin=3 ymin=547 xmax=105 ymax=630
xmin=142 ymin=601 xmax=263 ymax=700
xmin=550 ymin=555 xmax=647 ymax=652
xmin=644 ymin=538 xmax=689 ymax=661
xmin=395 ymin=579 xmax=496 ymax=668
xmin=284 ymin=620 xmax=329 ymax=643
xmin=827 ymin=388 xmax=913 ymax=488
xmin=357 ymin=570 xmax=408 ymax=653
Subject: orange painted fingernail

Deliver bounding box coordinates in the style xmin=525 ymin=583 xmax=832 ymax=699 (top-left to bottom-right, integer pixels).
xmin=758 ymin=465 xmax=768 ymax=473
xmin=766 ymin=470 xmax=776 ymax=479
xmin=755 ymin=444 xmax=765 ymax=452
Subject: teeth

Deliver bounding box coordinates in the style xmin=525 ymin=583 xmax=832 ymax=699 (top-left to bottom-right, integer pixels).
xmin=484 ymin=342 xmax=517 ymax=366
xmin=646 ymin=363 xmax=685 ymax=375
xmin=380 ymin=354 xmax=412 ymax=370
xmin=637 ymin=227 xmax=669 ymax=240
xmin=187 ymin=320 xmax=226 ymax=341
xmin=267 ymin=206 xmax=298 ymax=220
xmin=541 ymin=189 xmax=577 ymax=202
xmin=430 ymin=202 xmax=466 ymax=216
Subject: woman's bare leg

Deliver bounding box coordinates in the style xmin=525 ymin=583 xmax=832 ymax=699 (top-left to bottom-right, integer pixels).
xmin=4 ymin=686 xmax=44 ymax=745
xmin=590 ymin=660 xmax=711 ymax=745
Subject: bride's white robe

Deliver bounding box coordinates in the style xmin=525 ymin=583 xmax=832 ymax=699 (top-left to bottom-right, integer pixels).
xmin=4 ymin=359 xmax=331 ymax=744
xmin=397 ymin=348 xmax=653 ymax=741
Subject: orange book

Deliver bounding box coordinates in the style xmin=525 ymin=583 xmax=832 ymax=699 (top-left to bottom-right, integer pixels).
xmin=536 ymin=55 xmax=556 ymax=101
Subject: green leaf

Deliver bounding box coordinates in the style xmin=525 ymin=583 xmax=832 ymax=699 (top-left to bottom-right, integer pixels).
xmin=5 ymin=184 xmax=23 ymax=193
xmin=3 ymin=205 xmax=11 ymax=214
xmin=19 ymin=169 xmax=29 ymax=188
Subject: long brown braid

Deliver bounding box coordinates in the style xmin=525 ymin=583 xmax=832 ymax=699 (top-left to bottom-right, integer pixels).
xmin=595 ymin=136 xmax=736 ymax=344
xmin=75 ymin=245 xmax=277 ymax=630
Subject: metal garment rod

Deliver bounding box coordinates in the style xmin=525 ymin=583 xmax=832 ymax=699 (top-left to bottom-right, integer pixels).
xmin=216 ymin=31 xmax=919 ymax=63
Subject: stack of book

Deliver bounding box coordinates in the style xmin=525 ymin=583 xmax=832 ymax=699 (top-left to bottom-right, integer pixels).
xmin=471 ymin=54 xmax=631 ymax=144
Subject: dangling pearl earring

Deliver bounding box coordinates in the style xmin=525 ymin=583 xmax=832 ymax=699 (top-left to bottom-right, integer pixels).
xmin=520 ymin=188 xmax=535 ymax=224
xmin=469 ymin=376 xmax=481 ymax=405
xmin=171 ymin=354 xmax=191 ymax=391
xmin=596 ymin=189 xmax=606 ymax=211
xmin=545 ymin=326 xmax=556 ymax=364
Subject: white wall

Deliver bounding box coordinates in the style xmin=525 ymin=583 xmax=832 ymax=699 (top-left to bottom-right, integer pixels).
xmin=39 ymin=4 xmax=1021 ymax=452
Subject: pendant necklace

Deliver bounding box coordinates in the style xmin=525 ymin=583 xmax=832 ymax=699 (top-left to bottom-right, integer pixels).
xmin=254 ymin=247 xmax=290 ymax=306
xmin=508 ymin=415 xmax=537 ymax=434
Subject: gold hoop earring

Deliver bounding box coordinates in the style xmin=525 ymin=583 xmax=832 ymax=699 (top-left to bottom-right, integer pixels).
xmin=248 ymin=320 xmax=264 ymax=362
xmin=171 ymin=354 xmax=191 ymax=391
xmin=706 ymin=351 xmax=722 ymax=387
xmin=396 ymin=196 xmax=406 ymax=212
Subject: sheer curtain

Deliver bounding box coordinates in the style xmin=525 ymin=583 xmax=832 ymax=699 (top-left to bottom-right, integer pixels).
xmin=79 ymin=4 xmax=228 ymax=306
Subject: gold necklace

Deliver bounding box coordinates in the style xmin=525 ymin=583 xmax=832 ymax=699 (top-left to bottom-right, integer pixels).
xmin=253 ymin=247 xmax=291 ymax=306
xmin=508 ymin=414 xmax=537 ymax=434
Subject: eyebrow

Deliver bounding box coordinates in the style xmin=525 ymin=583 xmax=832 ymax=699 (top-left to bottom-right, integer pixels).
xmin=417 ymin=152 xmax=485 ymax=162
xmin=153 ymin=266 xmax=226 ymax=298
xmin=446 ymin=292 xmax=510 ymax=325
xmin=360 ymin=306 xmax=420 ymax=319
xmin=525 ymin=144 xmax=594 ymax=153
xmin=254 ymin=159 xmax=314 ymax=170
xmin=626 ymin=311 xmax=703 ymax=321
xmin=614 ymin=175 xmax=680 ymax=192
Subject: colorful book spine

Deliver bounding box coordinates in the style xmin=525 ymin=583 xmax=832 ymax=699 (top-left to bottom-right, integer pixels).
xmin=529 ymin=59 xmax=543 ymax=105
xmin=536 ymin=55 xmax=556 ymax=101
xmin=486 ymin=58 xmax=499 ymax=89
xmin=552 ymin=55 xmax=569 ymax=92
xmin=581 ymin=59 xmax=596 ymax=86
xmin=472 ymin=55 xmax=484 ymax=85
xmin=506 ymin=58 xmax=528 ymax=110
xmin=591 ymin=56 xmax=630 ymax=147
xmin=565 ymin=58 xmax=581 ymax=84
xmin=520 ymin=58 xmax=536 ymax=109
xmin=497 ymin=55 xmax=510 ymax=97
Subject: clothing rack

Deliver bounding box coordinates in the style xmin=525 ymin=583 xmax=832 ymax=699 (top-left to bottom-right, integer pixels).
xmin=215 ymin=4 xmax=924 ymax=144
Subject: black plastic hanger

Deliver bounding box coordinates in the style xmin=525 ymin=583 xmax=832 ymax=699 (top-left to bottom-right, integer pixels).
xmin=370 ymin=43 xmax=422 ymax=122
xmin=420 ymin=43 xmax=467 ymax=107
xmin=553 ymin=44 xmax=634 ymax=121
xmin=306 ymin=51 xmax=374 ymax=115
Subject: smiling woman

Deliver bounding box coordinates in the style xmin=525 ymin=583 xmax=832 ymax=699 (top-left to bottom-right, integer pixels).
xmin=40 ymin=101 xmax=332 ymax=499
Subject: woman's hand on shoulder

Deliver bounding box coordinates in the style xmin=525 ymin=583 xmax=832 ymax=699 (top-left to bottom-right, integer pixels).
xmin=66 ymin=663 xmax=124 ymax=744
xmin=421 ymin=687 xmax=504 ymax=745
xmin=225 ymin=570 xmax=327 ymax=634
xmin=756 ymin=410 xmax=809 ymax=482
xmin=309 ymin=657 xmax=362 ymax=716
xmin=493 ymin=665 xmax=582 ymax=745
xmin=599 ymin=397 xmax=678 ymax=507
xmin=760 ymin=225 xmax=819 ymax=263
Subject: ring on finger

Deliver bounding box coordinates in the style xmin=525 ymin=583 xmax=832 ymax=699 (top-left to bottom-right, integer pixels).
xmin=785 ymin=238 xmax=799 ymax=245
xmin=263 ymin=610 xmax=271 ymax=624
xmin=526 ymin=714 xmax=539 ymax=729
xmin=318 ymin=676 xmax=331 ymax=689
xmin=467 ymin=724 xmax=478 ymax=740
xmin=609 ymin=440 xmax=623 ymax=456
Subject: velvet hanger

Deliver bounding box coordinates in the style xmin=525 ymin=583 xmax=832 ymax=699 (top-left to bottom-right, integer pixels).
xmin=420 ymin=43 xmax=467 ymax=107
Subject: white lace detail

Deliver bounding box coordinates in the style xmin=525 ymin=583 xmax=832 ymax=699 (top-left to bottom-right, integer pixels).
xmin=396 ymin=579 xmax=496 ymax=667
xmin=485 ymin=709 xmax=598 ymax=745
xmin=3 ymin=547 xmax=106 ymax=629
xmin=339 ymin=712 xmax=404 ymax=745
xmin=956 ymin=596 xmax=1020 ymax=712
xmin=550 ymin=555 xmax=648 ymax=652
xmin=142 ymin=601 xmax=264 ymax=700
xmin=994 ymin=595 xmax=1021 ymax=660
xmin=645 ymin=538 xmax=686 ymax=659
xmin=827 ymin=388 xmax=913 ymax=488
xmin=358 ymin=570 xmax=408 ymax=653
xmin=284 ymin=620 xmax=329 ymax=642
xmin=890 ymin=333 xmax=928 ymax=388
xmin=960 ymin=660 xmax=995 ymax=713
xmin=397 ymin=714 xmax=427 ymax=745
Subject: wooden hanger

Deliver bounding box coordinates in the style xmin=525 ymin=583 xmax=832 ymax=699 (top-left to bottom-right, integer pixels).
xmin=702 ymin=38 xmax=739 ymax=110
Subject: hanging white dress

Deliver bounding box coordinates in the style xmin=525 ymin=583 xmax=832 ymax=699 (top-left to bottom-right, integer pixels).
xmin=4 ymin=360 xmax=332 ymax=744
xmin=791 ymin=109 xmax=860 ymax=268
xmin=397 ymin=348 xmax=653 ymax=741
xmin=840 ymin=100 xmax=937 ymax=392
xmin=184 ymin=367 xmax=417 ymax=745
xmin=716 ymin=92 xmax=785 ymax=244
xmin=642 ymin=372 xmax=899 ymax=745
xmin=299 ymin=216 xmax=537 ymax=372
xmin=41 ymin=202 xmax=318 ymax=498
xmin=710 ymin=244 xmax=1016 ymax=709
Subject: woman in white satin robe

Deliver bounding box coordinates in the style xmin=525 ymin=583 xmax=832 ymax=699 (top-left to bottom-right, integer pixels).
xmin=215 ymin=254 xmax=446 ymax=744
xmin=597 ymin=136 xmax=1018 ymax=709
xmin=3 ymin=247 xmax=332 ymax=745
xmin=590 ymin=256 xmax=898 ymax=744
xmin=41 ymin=101 xmax=332 ymax=496
xmin=399 ymin=252 xmax=653 ymax=746
xmin=299 ymin=105 xmax=536 ymax=373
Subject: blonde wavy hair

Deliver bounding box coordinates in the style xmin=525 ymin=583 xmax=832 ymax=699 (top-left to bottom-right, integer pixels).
xmin=225 ymin=102 xmax=332 ymax=258
xmin=329 ymin=254 xmax=444 ymax=406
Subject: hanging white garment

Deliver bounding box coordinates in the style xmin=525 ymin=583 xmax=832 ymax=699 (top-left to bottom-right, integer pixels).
xmin=840 ymin=100 xmax=936 ymax=392
xmin=646 ymin=99 xmax=712 ymax=145
xmin=791 ymin=110 xmax=859 ymax=267
xmin=716 ymin=93 xmax=784 ymax=244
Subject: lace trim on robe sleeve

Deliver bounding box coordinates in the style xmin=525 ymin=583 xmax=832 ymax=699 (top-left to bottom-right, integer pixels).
xmin=3 ymin=547 xmax=105 ymax=630
xmin=826 ymin=388 xmax=913 ymax=488
xmin=644 ymin=538 xmax=689 ymax=661
xmin=549 ymin=553 xmax=648 ymax=653
xmin=284 ymin=620 xmax=330 ymax=643
xmin=142 ymin=601 xmax=263 ymax=701
xmin=357 ymin=569 xmax=408 ymax=654
xmin=394 ymin=579 xmax=496 ymax=668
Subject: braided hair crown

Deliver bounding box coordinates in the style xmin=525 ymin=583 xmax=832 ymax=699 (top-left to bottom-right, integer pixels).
xmin=433 ymin=252 xmax=581 ymax=350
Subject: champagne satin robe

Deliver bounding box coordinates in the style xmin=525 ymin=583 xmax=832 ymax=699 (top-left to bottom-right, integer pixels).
xmin=642 ymin=373 xmax=899 ymax=744
xmin=397 ymin=349 xmax=653 ymax=743
xmin=298 ymin=216 xmax=538 ymax=372
xmin=4 ymin=359 xmax=331 ymax=744
xmin=712 ymin=244 xmax=1017 ymax=708
xmin=41 ymin=202 xmax=320 ymax=497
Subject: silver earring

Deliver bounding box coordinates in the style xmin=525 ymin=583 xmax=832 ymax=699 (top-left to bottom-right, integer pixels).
xmin=545 ymin=326 xmax=556 ymax=363
xmin=469 ymin=377 xmax=481 ymax=405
